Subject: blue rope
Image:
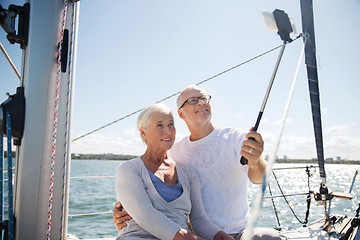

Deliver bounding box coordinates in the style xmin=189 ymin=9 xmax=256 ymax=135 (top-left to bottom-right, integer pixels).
xmin=6 ymin=112 xmax=14 ymax=240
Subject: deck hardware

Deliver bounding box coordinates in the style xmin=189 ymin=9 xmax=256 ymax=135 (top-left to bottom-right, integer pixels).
xmin=0 ymin=3 xmax=30 ymax=49
xmin=61 ymin=29 xmax=69 ymax=72
xmin=0 ymin=87 xmax=25 ymax=146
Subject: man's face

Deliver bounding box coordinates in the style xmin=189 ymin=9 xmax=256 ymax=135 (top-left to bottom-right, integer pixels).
xmin=178 ymin=88 xmax=212 ymax=126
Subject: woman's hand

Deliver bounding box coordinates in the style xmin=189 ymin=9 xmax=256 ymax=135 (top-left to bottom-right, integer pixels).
xmin=173 ymin=228 xmax=205 ymax=240
xmin=214 ymin=231 xmax=235 ymax=240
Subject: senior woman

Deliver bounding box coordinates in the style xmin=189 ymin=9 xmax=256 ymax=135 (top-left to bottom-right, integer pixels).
xmin=115 ymin=103 xmax=233 ymax=240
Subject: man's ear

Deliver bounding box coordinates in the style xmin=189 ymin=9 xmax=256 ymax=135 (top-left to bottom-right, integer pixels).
xmin=178 ymin=109 xmax=185 ymax=120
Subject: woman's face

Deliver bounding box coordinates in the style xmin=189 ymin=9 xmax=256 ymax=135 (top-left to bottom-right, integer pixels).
xmin=142 ymin=110 xmax=176 ymax=151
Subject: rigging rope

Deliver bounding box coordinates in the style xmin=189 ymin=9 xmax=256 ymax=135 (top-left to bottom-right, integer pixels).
xmin=0 ymin=41 xmax=21 ymax=80
xmin=47 ymin=1 xmax=68 ymax=239
xmin=72 ymin=43 xmax=290 ymax=142
xmin=59 ymin=2 xmax=79 ymax=239
xmin=242 ymin=35 xmax=307 ymax=240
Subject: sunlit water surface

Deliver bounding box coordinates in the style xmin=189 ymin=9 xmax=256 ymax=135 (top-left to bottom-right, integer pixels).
xmin=68 ymin=160 xmax=360 ymax=239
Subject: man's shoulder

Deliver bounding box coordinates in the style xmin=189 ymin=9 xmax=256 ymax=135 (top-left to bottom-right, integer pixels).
xmin=215 ymin=126 xmax=245 ymax=136
xmin=175 ymin=161 xmax=195 ymax=174
xmin=173 ymin=135 xmax=189 ymax=147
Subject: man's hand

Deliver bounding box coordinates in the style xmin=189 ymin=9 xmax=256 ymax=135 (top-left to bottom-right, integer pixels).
xmin=113 ymin=202 xmax=132 ymax=231
xmin=241 ymin=131 xmax=264 ymax=165
xmin=173 ymin=228 xmax=205 ymax=240
xmin=214 ymin=231 xmax=235 ymax=240
xmin=241 ymin=131 xmax=266 ymax=184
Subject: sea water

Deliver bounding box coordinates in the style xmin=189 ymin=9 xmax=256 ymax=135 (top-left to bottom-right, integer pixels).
xmin=68 ymin=160 xmax=360 ymax=239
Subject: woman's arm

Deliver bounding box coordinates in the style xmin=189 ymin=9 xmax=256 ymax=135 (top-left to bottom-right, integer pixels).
xmin=186 ymin=166 xmax=234 ymax=240
xmin=116 ymin=163 xmax=181 ymax=239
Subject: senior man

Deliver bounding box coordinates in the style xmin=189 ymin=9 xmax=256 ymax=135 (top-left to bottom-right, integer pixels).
xmin=114 ymin=85 xmax=284 ymax=240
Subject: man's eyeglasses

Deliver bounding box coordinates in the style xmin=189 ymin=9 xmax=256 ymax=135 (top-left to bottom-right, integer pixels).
xmin=179 ymin=95 xmax=211 ymax=109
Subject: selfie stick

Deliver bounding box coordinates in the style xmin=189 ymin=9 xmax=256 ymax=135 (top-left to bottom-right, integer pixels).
xmin=240 ymin=42 xmax=286 ymax=165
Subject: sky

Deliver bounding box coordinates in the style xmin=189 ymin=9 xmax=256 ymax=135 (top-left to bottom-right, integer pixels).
xmin=1 ymin=0 xmax=360 ymax=160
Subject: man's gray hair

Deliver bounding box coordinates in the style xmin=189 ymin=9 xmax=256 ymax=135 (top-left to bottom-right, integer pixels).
xmin=137 ymin=103 xmax=172 ymax=144
xmin=176 ymin=85 xmax=203 ymax=109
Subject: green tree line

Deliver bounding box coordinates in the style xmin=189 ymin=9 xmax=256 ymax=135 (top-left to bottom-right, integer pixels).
xmin=71 ymin=153 xmax=137 ymax=160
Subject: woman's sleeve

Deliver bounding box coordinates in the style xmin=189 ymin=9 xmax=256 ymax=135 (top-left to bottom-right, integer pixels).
xmin=115 ymin=163 xmax=181 ymax=239
xmin=187 ymin=166 xmax=221 ymax=239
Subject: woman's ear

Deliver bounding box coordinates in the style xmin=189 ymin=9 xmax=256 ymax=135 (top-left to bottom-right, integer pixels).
xmin=140 ymin=128 xmax=147 ymax=141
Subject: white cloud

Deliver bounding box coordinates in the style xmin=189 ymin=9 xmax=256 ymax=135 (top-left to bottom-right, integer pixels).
xmin=323 ymin=135 xmax=360 ymax=160
xmin=71 ymin=128 xmax=145 ymax=155
xmin=322 ymin=107 xmax=328 ymax=115
xmin=263 ymin=134 xmax=316 ymax=159
xmin=261 ymin=132 xmax=360 ymax=160
xmin=71 ymin=124 xmax=360 ymax=161
xmin=261 ymin=118 xmax=269 ymax=124
xmin=325 ymin=125 xmax=349 ymax=134
xmin=271 ymin=118 xmax=293 ymax=126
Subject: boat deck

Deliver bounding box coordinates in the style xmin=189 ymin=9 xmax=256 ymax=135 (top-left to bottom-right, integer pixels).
xmin=68 ymin=216 xmax=356 ymax=239
xmin=281 ymin=216 xmax=354 ymax=239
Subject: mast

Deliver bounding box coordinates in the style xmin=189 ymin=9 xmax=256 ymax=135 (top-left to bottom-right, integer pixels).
xmin=12 ymin=0 xmax=79 ymax=239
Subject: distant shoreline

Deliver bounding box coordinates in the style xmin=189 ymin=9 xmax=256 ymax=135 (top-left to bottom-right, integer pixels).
xmin=71 ymin=153 xmax=137 ymax=161
xmin=70 ymin=153 xmax=360 ymax=164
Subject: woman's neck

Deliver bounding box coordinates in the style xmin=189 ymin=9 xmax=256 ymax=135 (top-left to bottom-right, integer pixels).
xmin=140 ymin=148 xmax=168 ymax=172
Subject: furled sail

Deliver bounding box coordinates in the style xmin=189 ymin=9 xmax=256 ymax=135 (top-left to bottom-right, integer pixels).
xmin=300 ymin=0 xmax=326 ymax=186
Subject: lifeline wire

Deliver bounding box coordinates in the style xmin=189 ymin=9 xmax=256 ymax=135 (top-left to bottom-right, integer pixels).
xmin=271 ymin=170 xmax=310 ymax=224
xmin=267 ymin=183 xmax=281 ymax=229
xmin=47 ymin=1 xmax=68 ymax=239
xmin=242 ymin=35 xmax=307 ymax=240
xmin=72 ymin=43 xmax=287 ymax=142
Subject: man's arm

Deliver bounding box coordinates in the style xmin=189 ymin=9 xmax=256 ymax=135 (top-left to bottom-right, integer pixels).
xmin=113 ymin=202 xmax=132 ymax=231
xmin=114 ymin=201 xmax=205 ymax=240
xmin=240 ymin=131 xmax=266 ymax=184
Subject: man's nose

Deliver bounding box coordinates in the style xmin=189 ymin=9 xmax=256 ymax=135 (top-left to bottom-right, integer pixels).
xmin=197 ymin=98 xmax=206 ymax=105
